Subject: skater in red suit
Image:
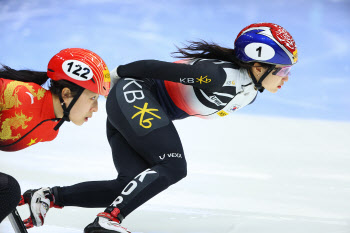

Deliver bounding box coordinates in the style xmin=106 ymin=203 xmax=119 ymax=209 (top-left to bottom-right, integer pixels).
xmin=0 ymin=48 xmax=110 ymax=225
xmin=24 ymin=23 xmax=298 ymax=233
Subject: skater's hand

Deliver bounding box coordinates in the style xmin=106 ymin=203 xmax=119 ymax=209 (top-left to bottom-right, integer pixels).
xmin=18 ymin=195 xmax=26 ymax=206
xmin=18 ymin=188 xmax=54 ymax=228
xmin=23 ymin=217 xmax=34 ymax=229
xmin=17 ymin=194 xmax=35 ymax=229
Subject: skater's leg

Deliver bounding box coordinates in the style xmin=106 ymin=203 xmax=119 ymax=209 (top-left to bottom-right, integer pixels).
xmin=52 ymin=120 xmax=150 ymax=208
xmin=103 ymin=78 xmax=187 ymax=219
xmin=85 ymin=78 xmax=187 ymax=232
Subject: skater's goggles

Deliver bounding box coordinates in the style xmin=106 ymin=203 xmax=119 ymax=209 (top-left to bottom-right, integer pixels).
xmin=272 ymin=65 xmax=292 ymax=77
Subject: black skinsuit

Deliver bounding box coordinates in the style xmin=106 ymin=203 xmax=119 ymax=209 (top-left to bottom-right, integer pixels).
xmin=0 ymin=172 xmax=21 ymax=222
xmin=53 ymin=59 xmax=257 ymax=221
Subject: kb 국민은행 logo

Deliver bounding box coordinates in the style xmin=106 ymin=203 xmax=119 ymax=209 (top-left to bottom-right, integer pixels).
xmin=132 ymin=102 xmax=161 ymax=129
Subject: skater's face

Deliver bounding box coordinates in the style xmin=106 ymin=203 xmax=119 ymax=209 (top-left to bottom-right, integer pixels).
xmin=63 ymin=89 xmax=99 ymax=125
xmin=251 ymin=63 xmax=290 ymax=93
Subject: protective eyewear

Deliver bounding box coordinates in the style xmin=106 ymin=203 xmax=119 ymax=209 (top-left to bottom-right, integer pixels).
xmin=272 ymin=66 xmax=292 ymax=77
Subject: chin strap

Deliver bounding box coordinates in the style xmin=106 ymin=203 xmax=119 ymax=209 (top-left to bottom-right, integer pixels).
xmin=54 ymin=88 xmax=84 ymax=131
xmin=249 ymin=65 xmax=276 ymax=93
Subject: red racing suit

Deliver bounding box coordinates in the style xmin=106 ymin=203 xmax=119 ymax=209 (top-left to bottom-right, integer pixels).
xmin=0 ymin=78 xmax=59 ymax=152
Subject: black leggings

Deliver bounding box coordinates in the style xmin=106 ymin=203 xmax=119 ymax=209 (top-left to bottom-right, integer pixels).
xmin=0 ymin=172 xmax=21 ymax=223
xmin=55 ymin=78 xmax=187 ymax=219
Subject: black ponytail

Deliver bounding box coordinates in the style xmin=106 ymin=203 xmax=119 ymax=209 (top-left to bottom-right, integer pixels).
xmin=0 ymin=65 xmax=48 ymax=85
xmin=0 ymin=65 xmax=83 ymax=98
xmin=172 ymin=40 xmax=236 ymax=62
xmin=172 ymin=40 xmax=273 ymax=70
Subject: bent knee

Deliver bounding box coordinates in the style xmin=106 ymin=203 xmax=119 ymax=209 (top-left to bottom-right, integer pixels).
xmin=7 ymin=175 xmax=22 ymax=204
xmin=162 ymin=160 xmax=187 ymax=184
xmin=0 ymin=173 xmax=21 ymax=209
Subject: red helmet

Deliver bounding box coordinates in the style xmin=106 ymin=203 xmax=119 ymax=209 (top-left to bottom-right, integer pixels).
xmin=47 ymin=48 xmax=110 ymax=96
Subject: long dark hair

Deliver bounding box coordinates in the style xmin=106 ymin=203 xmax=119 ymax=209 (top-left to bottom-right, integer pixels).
xmin=0 ymin=65 xmax=83 ymax=97
xmin=172 ymin=40 xmax=272 ymax=69
xmin=0 ymin=65 xmax=48 ymax=85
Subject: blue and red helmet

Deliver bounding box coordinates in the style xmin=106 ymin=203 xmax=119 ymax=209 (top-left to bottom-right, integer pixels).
xmin=234 ymin=23 xmax=298 ymax=65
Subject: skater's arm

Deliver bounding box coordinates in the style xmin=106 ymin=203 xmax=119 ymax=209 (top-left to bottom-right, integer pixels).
xmin=117 ymin=59 xmax=228 ymax=90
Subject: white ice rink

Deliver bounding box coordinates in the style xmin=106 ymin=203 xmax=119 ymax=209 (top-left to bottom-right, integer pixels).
xmin=1 ymin=101 xmax=350 ymax=233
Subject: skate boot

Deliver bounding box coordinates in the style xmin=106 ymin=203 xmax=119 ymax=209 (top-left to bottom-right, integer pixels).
xmin=84 ymin=208 xmax=131 ymax=233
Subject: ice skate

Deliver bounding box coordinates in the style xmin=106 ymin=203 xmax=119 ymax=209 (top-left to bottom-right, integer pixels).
xmin=84 ymin=212 xmax=131 ymax=233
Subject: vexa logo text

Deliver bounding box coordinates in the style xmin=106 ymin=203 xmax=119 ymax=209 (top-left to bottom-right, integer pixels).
xmin=159 ymin=153 xmax=182 ymax=160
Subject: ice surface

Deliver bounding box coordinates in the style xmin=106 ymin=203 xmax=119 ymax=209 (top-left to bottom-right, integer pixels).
xmin=1 ymin=101 xmax=350 ymax=233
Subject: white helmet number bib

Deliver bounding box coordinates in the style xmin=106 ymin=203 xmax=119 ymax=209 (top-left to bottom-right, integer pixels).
xmin=244 ymin=42 xmax=275 ymax=61
xmin=62 ymin=60 xmax=93 ymax=81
